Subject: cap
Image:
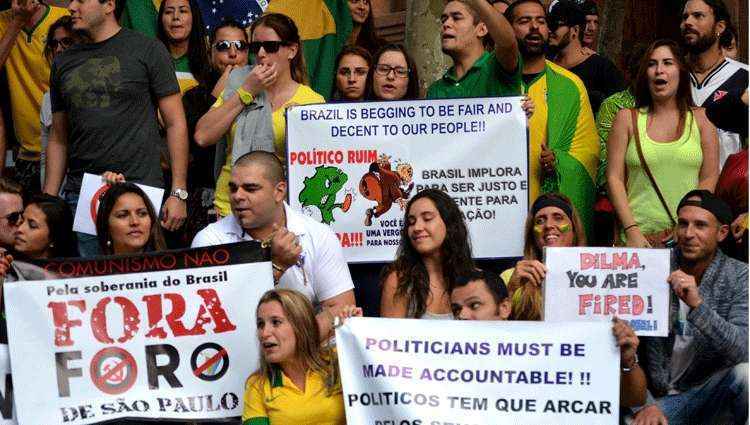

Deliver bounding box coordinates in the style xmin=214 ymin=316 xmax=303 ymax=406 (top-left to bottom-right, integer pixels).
xmin=548 ymin=0 xmax=586 ymax=32
xmin=677 ymin=189 xmax=733 ymax=225
xmin=580 ymin=0 xmax=598 ymax=16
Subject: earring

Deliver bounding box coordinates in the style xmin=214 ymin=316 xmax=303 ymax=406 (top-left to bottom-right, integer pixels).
xmin=107 ymin=240 xmax=112 ymax=247
xmin=49 ymin=242 xmax=55 ymax=248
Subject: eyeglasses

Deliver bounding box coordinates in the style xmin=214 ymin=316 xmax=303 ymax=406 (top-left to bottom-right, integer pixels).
xmin=2 ymin=211 xmax=22 ymax=225
xmin=214 ymin=40 xmax=249 ymax=52
xmin=49 ymin=37 xmax=73 ymax=50
xmin=248 ymin=40 xmax=291 ymax=54
xmin=375 ymin=64 xmax=409 ymax=78
xmin=338 ymin=67 xmax=369 ymax=77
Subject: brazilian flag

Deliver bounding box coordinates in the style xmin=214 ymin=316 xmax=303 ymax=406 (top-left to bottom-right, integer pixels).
xmin=266 ymin=0 xmax=352 ymax=99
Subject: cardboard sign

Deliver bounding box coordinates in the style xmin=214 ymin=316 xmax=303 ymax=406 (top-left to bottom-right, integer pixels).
xmin=5 ymin=243 xmax=272 ymax=424
xmin=336 ymin=318 xmax=619 ymax=424
xmin=73 ymin=173 xmax=164 ymax=236
xmin=543 ymin=247 xmax=671 ymax=336
xmin=287 ymin=97 xmax=529 ymax=262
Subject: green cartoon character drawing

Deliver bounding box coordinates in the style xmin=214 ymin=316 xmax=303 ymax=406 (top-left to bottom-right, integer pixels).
xmin=299 ymin=165 xmax=353 ymax=224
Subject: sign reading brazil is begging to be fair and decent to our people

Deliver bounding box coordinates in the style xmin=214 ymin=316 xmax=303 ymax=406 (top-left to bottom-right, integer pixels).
xmin=287 ymin=97 xmax=529 ymax=262
xmin=4 ymin=242 xmax=272 ymax=424
xmin=336 ymin=318 xmax=620 ymax=424
xmin=543 ymin=247 xmax=672 ymax=337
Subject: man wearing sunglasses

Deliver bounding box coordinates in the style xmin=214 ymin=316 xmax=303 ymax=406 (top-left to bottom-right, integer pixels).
xmin=427 ymin=0 xmax=521 ymax=99
xmin=0 ymin=0 xmax=69 ymax=193
xmin=0 ymin=178 xmax=23 ymax=252
xmin=44 ymin=0 xmax=189 ymax=256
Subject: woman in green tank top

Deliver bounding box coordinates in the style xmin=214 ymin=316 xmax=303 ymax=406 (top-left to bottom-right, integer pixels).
xmin=606 ymin=39 xmax=719 ymax=248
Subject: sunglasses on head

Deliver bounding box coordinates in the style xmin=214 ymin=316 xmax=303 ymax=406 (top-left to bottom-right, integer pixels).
xmin=3 ymin=211 xmax=22 ymax=225
xmin=50 ymin=37 xmax=73 ymax=50
xmin=214 ymin=40 xmax=249 ymax=52
xmin=248 ymin=40 xmax=291 ymax=54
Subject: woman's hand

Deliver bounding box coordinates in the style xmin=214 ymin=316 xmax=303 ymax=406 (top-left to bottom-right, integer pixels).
xmin=508 ymin=259 xmax=546 ymax=288
xmin=241 ymin=63 xmax=278 ymax=96
xmin=625 ymin=226 xmax=650 ymax=248
xmin=212 ymin=64 xmax=235 ymax=99
xmin=612 ymin=317 xmax=638 ymax=368
xmin=101 ymin=171 xmax=125 ymax=185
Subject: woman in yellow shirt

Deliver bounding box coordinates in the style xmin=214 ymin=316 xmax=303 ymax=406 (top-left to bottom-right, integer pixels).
xmin=243 ymin=289 xmax=360 ymax=425
xmin=195 ymin=13 xmax=325 ymax=217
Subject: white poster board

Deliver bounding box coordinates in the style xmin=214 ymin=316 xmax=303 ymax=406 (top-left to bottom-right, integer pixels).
xmin=287 ymin=97 xmax=529 ymax=262
xmin=544 ymin=247 xmax=671 ymax=336
xmin=336 ymin=318 xmax=619 ymax=424
xmin=5 ymin=244 xmax=272 ymax=424
xmin=73 ymin=173 xmax=164 ymax=235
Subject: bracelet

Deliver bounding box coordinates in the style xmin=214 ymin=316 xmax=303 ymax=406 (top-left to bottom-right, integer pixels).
xmin=623 ymin=223 xmax=639 ymax=232
xmin=272 ymin=262 xmax=286 ymax=274
xmin=622 ymin=354 xmax=639 ymax=373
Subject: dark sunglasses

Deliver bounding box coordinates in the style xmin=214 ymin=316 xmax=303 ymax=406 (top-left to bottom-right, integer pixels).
xmin=49 ymin=37 xmax=74 ymax=50
xmin=248 ymin=40 xmax=290 ymax=54
xmin=214 ymin=40 xmax=249 ymax=52
xmin=3 ymin=211 xmax=22 ymax=225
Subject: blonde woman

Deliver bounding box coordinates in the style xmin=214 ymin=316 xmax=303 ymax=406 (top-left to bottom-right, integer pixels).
xmin=243 ymin=289 xmax=360 ymax=424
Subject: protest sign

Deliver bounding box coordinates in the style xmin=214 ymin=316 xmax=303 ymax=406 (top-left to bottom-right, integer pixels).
xmin=287 ymin=97 xmax=529 ymax=262
xmin=73 ymin=173 xmax=164 ymax=235
xmin=5 ymin=242 xmax=271 ymax=424
xmin=543 ymin=247 xmax=671 ymax=336
xmin=0 ymin=346 xmax=15 ymax=425
xmin=336 ymin=318 xmax=619 ymax=425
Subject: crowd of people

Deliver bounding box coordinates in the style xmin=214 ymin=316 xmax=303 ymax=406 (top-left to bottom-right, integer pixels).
xmin=0 ymin=0 xmax=748 ymax=423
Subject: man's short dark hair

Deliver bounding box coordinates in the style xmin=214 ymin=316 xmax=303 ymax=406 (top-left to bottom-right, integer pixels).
xmin=234 ymin=151 xmax=286 ymax=184
xmin=99 ymin=0 xmax=125 ymax=21
xmin=0 ymin=178 xmax=22 ymax=197
xmin=210 ymin=18 xmax=248 ymax=43
xmin=453 ymin=269 xmax=509 ymax=304
xmin=580 ymin=0 xmax=598 ymax=16
xmin=548 ymin=0 xmax=586 ymax=41
xmin=504 ymin=0 xmax=545 ymax=22
xmin=699 ymin=0 xmax=732 ymax=27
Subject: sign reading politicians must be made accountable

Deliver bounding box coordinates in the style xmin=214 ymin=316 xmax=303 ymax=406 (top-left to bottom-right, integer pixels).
xmin=4 ymin=242 xmax=272 ymax=424
xmin=543 ymin=247 xmax=671 ymax=337
xmin=287 ymin=97 xmax=529 ymax=262
xmin=336 ymin=318 xmax=620 ymax=424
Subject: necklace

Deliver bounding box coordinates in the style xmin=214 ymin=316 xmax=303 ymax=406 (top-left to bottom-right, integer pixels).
xmin=693 ymin=54 xmax=724 ymax=75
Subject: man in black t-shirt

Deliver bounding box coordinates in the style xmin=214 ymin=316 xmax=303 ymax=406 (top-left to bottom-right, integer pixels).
xmin=44 ymin=0 xmax=188 ymax=256
xmin=547 ymin=0 xmax=624 ymax=114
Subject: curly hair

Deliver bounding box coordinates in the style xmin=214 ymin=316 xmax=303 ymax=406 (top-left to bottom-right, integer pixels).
xmin=384 ymin=189 xmax=475 ymax=318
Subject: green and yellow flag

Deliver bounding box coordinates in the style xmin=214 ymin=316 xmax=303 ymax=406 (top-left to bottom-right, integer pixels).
xmin=266 ymin=0 xmax=352 ymax=99
xmin=120 ymin=0 xmax=162 ymax=38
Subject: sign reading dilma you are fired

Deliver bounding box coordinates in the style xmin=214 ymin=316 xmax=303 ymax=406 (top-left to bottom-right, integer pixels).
xmin=286 ymin=97 xmax=529 ymax=263
xmin=543 ymin=246 xmax=672 ymax=336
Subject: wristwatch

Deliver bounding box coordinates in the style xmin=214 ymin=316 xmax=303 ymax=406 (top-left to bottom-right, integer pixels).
xmin=170 ymin=188 xmax=188 ymax=201
xmin=236 ymin=87 xmax=254 ymax=105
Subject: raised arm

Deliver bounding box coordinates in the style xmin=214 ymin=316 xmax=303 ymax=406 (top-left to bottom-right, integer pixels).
xmin=466 ymin=0 xmax=518 ymax=73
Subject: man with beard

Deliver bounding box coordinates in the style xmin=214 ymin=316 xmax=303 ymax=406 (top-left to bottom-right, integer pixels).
xmin=547 ymin=0 xmax=624 ymax=114
xmin=632 ymin=190 xmax=747 ymax=425
xmin=427 ymin=0 xmax=521 ymax=99
xmin=681 ymin=0 xmax=748 ymax=167
xmin=504 ymin=0 xmax=599 ymax=239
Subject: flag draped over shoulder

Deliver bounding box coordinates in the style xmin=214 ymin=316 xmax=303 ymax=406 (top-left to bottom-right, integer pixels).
xmin=266 ymin=0 xmax=352 ymax=99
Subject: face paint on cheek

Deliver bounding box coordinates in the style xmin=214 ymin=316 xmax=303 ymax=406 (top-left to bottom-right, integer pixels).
xmin=559 ymin=223 xmax=571 ymax=233
xmin=533 ymin=224 xmax=544 ymax=235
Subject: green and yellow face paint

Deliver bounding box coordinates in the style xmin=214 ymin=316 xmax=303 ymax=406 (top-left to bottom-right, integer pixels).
xmin=533 ymin=222 xmax=571 ymax=236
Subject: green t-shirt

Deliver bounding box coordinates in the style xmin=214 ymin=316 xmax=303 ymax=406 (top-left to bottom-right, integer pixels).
xmin=427 ymin=51 xmax=522 ymax=99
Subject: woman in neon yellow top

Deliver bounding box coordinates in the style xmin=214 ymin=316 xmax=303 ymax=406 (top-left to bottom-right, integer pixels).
xmin=195 ymin=14 xmax=325 ymax=217
xmin=243 ymin=289 xmax=360 ymax=425
xmin=607 ymin=39 xmax=719 ymax=248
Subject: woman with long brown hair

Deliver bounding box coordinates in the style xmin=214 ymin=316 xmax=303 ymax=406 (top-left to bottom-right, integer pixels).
xmin=195 ymin=13 xmax=325 ymax=218
xmin=607 ymin=39 xmax=719 ymax=248
xmin=243 ymin=289 xmax=360 ymax=424
xmin=501 ymin=193 xmax=586 ymax=321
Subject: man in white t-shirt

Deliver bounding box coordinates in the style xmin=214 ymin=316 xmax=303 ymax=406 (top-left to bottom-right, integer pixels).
xmin=192 ymin=151 xmax=356 ymax=334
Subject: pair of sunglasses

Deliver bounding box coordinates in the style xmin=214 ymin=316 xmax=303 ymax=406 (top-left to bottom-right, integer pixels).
xmin=49 ymin=37 xmax=74 ymax=50
xmin=214 ymin=40 xmax=249 ymax=52
xmin=248 ymin=40 xmax=291 ymax=54
xmin=3 ymin=211 xmax=22 ymax=225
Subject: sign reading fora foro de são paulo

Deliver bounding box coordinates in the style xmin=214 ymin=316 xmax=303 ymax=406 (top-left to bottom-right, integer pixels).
xmin=4 ymin=243 xmax=272 ymax=424
xmin=286 ymin=97 xmax=529 ymax=262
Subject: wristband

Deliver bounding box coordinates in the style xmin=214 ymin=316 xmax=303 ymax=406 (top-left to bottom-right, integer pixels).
xmin=236 ymin=87 xmax=254 ymax=105
xmin=623 ymin=223 xmax=639 ymax=232
xmin=622 ymin=354 xmax=639 ymax=373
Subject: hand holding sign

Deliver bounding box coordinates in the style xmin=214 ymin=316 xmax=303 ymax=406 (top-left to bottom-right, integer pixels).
xmin=612 ymin=317 xmax=638 ymax=368
xmin=540 ymin=143 xmax=555 ymax=175
xmin=509 ymin=259 xmax=547 ymax=288
xmin=668 ymin=270 xmax=703 ymax=309
xmin=101 ymin=171 xmax=125 ymax=185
